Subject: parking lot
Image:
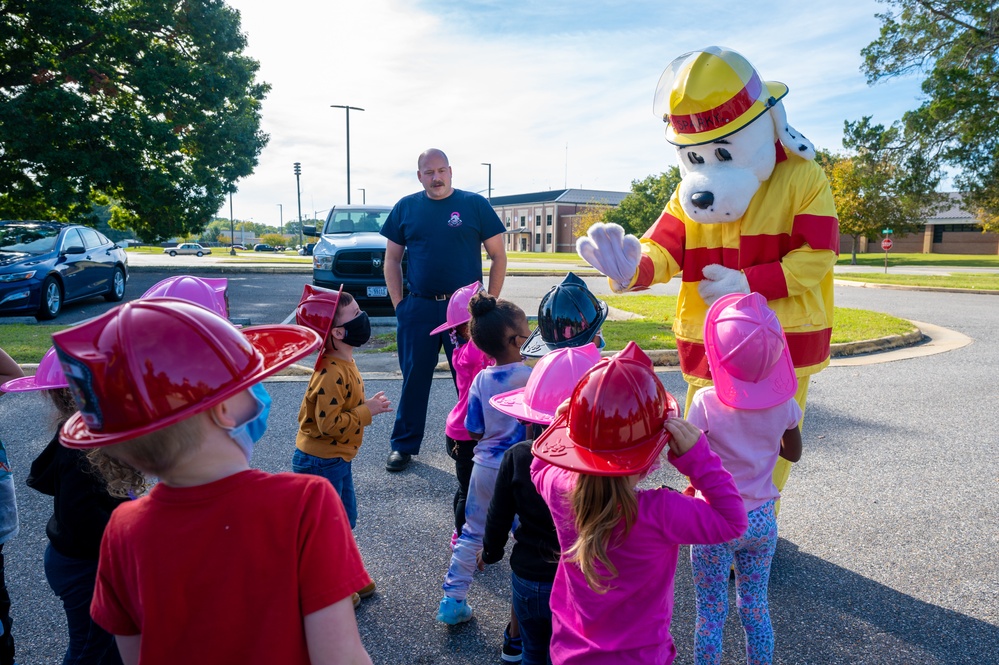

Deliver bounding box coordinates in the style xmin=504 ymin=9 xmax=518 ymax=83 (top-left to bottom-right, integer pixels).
xmin=1 ymin=267 xmax=996 ymax=663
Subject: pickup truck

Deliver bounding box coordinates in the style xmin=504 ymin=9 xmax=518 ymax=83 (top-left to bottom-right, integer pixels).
xmin=303 ymin=205 xmax=406 ymax=309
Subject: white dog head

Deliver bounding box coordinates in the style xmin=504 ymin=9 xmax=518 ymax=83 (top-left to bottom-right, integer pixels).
xmin=655 ymin=46 xmax=817 ymax=224
xmin=673 ymin=101 xmax=814 ymax=223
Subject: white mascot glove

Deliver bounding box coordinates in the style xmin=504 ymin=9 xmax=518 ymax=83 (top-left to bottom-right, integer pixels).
xmin=576 ymin=223 xmax=642 ymax=293
xmin=698 ymin=264 xmax=750 ymax=305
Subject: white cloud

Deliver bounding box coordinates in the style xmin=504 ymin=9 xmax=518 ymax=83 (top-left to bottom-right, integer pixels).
xmin=221 ymin=0 xmax=925 ymax=227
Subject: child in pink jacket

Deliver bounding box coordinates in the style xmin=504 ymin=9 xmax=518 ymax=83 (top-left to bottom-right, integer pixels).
xmin=429 ymin=281 xmax=494 ymax=548
xmin=531 ymin=342 xmax=747 ymax=665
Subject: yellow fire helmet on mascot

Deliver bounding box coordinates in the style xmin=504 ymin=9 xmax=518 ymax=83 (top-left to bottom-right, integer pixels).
xmin=653 ymin=46 xmax=789 ymax=146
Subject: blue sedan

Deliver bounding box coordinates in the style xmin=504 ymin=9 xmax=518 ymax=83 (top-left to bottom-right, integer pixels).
xmin=0 ymin=220 xmax=129 ymax=320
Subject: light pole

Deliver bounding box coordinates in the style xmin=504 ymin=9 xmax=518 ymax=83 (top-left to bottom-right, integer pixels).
xmin=229 ymin=190 xmax=236 ymax=255
xmin=331 ymin=104 xmax=364 ymax=204
xmin=481 ymin=163 xmax=492 ymax=202
xmin=358 ymin=188 xmax=366 ymax=204
xmin=293 ymin=162 xmax=303 ymax=248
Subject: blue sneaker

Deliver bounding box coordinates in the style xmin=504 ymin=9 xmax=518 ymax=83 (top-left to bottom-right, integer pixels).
xmin=436 ymin=596 xmax=473 ymax=625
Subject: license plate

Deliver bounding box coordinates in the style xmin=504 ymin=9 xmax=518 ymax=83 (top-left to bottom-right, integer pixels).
xmin=366 ymin=286 xmax=388 ymax=298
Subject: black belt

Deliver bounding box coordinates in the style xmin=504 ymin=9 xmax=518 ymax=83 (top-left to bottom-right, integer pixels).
xmin=410 ymin=291 xmax=451 ymax=301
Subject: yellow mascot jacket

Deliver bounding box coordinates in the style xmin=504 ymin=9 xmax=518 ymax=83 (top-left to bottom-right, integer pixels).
xmin=631 ymin=145 xmax=839 ymax=388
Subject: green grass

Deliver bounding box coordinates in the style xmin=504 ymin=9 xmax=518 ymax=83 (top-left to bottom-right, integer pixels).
xmin=0 ymin=324 xmax=71 ymax=363
xmin=600 ymin=295 xmax=916 ymax=350
xmin=836 ymin=273 xmax=999 ymax=290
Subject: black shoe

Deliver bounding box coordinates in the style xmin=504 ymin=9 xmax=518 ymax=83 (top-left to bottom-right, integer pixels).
xmin=386 ymin=451 xmax=412 ymax=472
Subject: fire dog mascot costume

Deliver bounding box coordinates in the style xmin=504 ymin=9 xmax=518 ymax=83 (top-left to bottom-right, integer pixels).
xmin=578 ymin=46 xmax=838 ymax=507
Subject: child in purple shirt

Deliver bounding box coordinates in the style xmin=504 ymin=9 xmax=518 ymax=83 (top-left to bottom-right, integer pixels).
xmin=437 ymin=293 xmax=533 ymax=626
xmin=685 ymin=293 xmax=803 ymax=665
xmin=531 ymin=343 xmax=747 ymax=665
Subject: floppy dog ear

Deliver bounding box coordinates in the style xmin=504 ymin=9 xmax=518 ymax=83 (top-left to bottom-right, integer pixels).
xmin=771 ymin=100 xmax=815 ymax=161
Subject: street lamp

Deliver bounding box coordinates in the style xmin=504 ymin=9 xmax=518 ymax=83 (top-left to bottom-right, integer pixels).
xmin=229 ymin=190 xmax=236 ymax=256
xmin=481 ymin=162 xmax=492 ymax=202
xmin=294 ymin=162 xmax=303 ymax=248
xmin=331 ymin=104 xmax=364 ymax=204
xmin=358 ymin=188 xmax=366 ymax=204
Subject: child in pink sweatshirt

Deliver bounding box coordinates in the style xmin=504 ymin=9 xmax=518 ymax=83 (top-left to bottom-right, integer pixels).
xmin=429 ymin=281 xmax=494 ymax=548
xmin=531 ymin=342 xmax=747 ymax=665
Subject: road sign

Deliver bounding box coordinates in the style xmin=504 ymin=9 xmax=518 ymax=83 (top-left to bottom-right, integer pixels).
xmin=881 ymin=238 xmax=893 ymax=251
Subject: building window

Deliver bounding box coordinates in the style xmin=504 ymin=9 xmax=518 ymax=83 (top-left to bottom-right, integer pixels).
xmin=520 ymin=216 xmax=526 ymax=227
xmin=505 ymin=220 xmax=510 ymax=228
xmin=536 ymin=215 xmax=542 ymax=227
xmin=546 ymin=214 xmax=553 ymax=225
xmin=546 ymin=232 xmax=552 ymax=245
xmin=535 ymin=233 xmax=541 ymax=245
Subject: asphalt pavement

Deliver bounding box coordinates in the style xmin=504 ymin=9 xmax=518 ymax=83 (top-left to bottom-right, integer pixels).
xmin=0 ymin=264 xmax=996 ymax=664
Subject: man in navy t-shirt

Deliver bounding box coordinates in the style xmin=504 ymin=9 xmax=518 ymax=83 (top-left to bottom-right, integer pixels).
xmin=381 ymin=148 xmax=507 ymax=472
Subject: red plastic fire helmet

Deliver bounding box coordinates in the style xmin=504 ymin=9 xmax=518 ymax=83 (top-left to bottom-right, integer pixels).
xmin=295 ymin=284 xmax=343 ymax=340
xmin=532 ymin=341 xmax=680 ymax=476
xmin=54 ymin=298 xmax=321 ymax=449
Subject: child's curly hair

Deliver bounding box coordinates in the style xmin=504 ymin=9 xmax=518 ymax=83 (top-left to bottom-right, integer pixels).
xmin=86 ymin=449 xmax=149 ymax=499
xmin=468 ymin=292 xmax=526 ymax=358
xmin=46 ymin=388 xmax=147 ymax=498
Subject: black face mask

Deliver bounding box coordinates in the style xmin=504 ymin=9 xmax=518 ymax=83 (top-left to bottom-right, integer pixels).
xmin=340 ymin=311 xmax=371 ymax=347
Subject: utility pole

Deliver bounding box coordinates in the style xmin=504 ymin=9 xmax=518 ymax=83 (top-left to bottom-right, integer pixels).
xmin=294 ymin=162 xmax=303 ymax=248
xmin=229 ymin=190 xmax=236 ymax=255
xmin=481 ymin=163 xmax=492 ymax=202
xmin=331 ymin=104 xmax=364 ymax=204
xmin=358 ymin=188 xmax=366 ymax=205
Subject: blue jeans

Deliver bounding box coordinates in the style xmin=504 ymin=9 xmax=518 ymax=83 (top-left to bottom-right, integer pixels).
xmin=390 ymin=294 xmax=456 ymax=455
xmin=292 ymin=450 xmax=357 ymax=529
xmin=43 ymin=544 xmax=123 ymax=665
xmin=511 ymin=571 xmax=553 ymax=665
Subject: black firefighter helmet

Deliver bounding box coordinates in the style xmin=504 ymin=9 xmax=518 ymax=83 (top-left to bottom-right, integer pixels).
xmin=521 ymin=272 xmax=608 ymax=358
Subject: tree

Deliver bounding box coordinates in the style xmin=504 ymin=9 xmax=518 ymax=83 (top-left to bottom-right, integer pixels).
xmin=861 ymin=0 xmax=999 ymax=232
xmin=572 ymin=203 xmax=612 ymax=240
xmin=603 ymin=168 xmax=682 ymax=236
xmin=0 ymin=1 xmax=269 ymax=240
xmin=818 ymin=118 xmax=944 ymax=264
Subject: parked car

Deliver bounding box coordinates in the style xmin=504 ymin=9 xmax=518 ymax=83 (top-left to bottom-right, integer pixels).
xmin=298 ymin=242 xmax=316 ymax=256
xmin=163 ymin=243 xmax=211 ymax=257
xmin=253 ymin=243 xmax=277 ymax=252
xmin=230 ymin=243 xmax=246 ymax=250
xmin=303 ymin=205 xmax=405 ymax=308
xmin=0 ymin=220 xmax=128 ymax=320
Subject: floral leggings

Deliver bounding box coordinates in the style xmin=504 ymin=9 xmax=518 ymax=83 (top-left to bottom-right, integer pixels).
xmin=690 ymin=499 xmax=777 ymax=665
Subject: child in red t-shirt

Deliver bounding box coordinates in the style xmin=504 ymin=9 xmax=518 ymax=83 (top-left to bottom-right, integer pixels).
xmin=51 ymin=298 xmax=373 ymax=665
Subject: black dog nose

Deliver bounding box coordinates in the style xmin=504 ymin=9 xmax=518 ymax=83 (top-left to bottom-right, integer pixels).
xmin=691 ymin=191 xmax=714 ymax=210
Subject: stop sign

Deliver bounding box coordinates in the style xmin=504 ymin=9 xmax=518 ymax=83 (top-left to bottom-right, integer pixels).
xmin=881 ymin=237 xmax=893 ymax=251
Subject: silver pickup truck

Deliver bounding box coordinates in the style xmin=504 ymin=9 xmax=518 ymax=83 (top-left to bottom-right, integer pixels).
xmin=303 ymin=205 xmax=407 ymax=310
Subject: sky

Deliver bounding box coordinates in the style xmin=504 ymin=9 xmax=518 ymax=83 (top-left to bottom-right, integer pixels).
xmin=220 ymin=0 xmax=924 ymax=228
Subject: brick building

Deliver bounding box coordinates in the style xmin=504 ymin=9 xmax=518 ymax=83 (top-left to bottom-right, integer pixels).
xmin=842 ymin=192 xmax=999 ymax=255
xmin=489 ymin=189 xmax=628 ymax=253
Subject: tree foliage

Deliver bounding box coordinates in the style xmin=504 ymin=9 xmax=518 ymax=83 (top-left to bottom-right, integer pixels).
xmin=0 ymin=0 xmax=269 ymax=240
xmin=819 ymin=117 xmax=944 ymax=263
xmin=861 ymin=0 xmax=999 ymax=231
xmin=603 ymin=168 xmax=682 ymax=236
xmin=572 ymin=203 xmax=612 ymax=240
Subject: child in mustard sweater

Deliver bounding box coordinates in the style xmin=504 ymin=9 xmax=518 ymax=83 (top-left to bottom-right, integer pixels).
xmin=293 ymin=286 xmax=392 ymax=605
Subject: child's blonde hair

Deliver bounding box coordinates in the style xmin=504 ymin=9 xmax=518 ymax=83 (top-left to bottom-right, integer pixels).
xmin=98 ymin=414 xmax=205 ymax=479
xmin=564 ymin=473 xmax=639 ymax=594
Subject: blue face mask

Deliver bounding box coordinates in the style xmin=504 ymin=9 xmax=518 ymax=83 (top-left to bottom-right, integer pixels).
xmin=214 ymin=383 xmax=271 ymax=462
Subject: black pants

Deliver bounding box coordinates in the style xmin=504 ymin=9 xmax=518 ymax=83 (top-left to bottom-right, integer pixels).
xmin=446 ymin=436 xmax=476 ymax=534
xmin=0 ymin=544 xmax=14 ymax=665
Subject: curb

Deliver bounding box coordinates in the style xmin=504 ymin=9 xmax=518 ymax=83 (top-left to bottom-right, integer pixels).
xmin=833 ymin=279 xmax=999 ymax=296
